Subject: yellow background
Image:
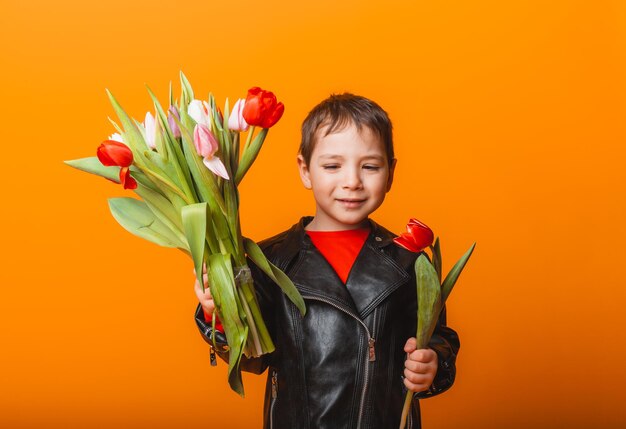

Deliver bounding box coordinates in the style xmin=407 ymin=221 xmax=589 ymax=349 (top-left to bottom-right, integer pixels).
xmin=1 ymin=0 xmax=625 ymax=428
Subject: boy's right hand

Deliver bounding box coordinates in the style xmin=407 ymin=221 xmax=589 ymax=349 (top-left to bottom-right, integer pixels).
xmin=194 ymin=266 xmax=215 ymax=317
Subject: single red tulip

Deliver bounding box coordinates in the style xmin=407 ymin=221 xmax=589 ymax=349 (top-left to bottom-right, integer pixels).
xmin=393 ymin=218 xmax=434 ymax=253
xmin=242 ymin=87 xmax=284 ymax=128
xmin=97 ymin=140 xmax=134 ymax=167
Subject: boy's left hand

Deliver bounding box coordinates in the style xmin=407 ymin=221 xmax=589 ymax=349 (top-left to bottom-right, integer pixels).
xmin=403 ymin=337 xmax=438 ymax=393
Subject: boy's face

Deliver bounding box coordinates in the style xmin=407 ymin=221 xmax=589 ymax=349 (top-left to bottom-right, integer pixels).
xmin=297 ymin=123 xmax=395 ymax=231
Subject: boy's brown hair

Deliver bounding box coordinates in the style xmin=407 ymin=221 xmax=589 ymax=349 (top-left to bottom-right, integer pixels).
xmin=299 ymin=93 xmax=394 ymax=167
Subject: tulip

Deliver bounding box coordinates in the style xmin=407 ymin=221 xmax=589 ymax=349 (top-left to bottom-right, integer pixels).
xmin=242 ymin=87 xmax=284 ymax=128
xmin=393 ymin=218 xmax=434 ymax=253
xmin=193 ymin=124 xmax=229 ymax=180
xmin=97 ymin=140 xmax=134 ymax=167
xmin=228 ymin=98 xmax=249 ymax=131
xmin=167 ymin=105 xmax=181 ymax=139
xmin=144 ymin=112 xmax=157 ymax=149
xmin=188 ymin=99 xmax=212 ymax=128
xmin=97 ymin=140 xmax=137 ymax=189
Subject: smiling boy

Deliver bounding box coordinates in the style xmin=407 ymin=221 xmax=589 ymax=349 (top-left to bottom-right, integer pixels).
xmin=195 ymin=93 xmax=459 ymax=428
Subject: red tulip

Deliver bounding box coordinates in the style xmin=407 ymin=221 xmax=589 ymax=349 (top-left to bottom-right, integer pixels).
xmin=97 ymin=140 xmax=137 ymax=189
xmin=393 ymin=218 xmax=434 ymax=253
xmin=97 ymin=140 xmax=134 ymax=167
xmin=242 ymin=87 xmax=284 ymax=128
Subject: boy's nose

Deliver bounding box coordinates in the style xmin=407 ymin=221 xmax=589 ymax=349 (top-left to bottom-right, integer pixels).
xmin=342 ymin=168 xmax=363 ymax=190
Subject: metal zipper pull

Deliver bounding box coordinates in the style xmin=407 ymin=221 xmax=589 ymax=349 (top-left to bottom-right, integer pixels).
xmin=209 ymin=345 xmax=217 ymax=366
xmin=368 ymin=338 xmax=376 ymax=362
xmin=271 ymin=370 xmax=278 ymax=398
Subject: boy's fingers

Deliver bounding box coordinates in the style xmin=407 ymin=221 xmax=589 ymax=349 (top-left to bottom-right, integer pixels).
xmin=408 ymin=348 xmax=437 ymax=363
xmin=403 ymin=337 xmax=417 ymax=353
xmin=403 ymin=372 xmax=430 ymax=393
xmin=404 ymin=360 xmax=428 ymax=374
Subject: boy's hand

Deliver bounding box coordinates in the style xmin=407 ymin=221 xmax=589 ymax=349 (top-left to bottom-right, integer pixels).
xmin=194 ymin=265 xmax=215 ymax=316
xmin=403 ymin=337 xmax=438 ymax=393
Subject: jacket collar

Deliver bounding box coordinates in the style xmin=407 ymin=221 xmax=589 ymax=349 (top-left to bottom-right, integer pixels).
xmin=278 ymin=217 xmax=410 ymax=319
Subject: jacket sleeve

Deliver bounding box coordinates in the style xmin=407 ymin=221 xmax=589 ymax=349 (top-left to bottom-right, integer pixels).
xmin=415 ymin=305 xmax=460 ymax=399
xmin=194 ymin=258 xmax=275 ymax=375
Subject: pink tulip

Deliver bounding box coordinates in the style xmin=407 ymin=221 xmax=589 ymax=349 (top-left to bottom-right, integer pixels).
xmin=168 ymin=105 xmax=181 ymax=139
xmin=193 ymin=124 xmax=229 ymax=180
xmin=228 ymin=98 xmax=249 ymax=131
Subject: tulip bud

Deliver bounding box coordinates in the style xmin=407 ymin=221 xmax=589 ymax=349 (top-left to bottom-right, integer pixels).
xmin=193 ymin=124 xmax=230 ymax=180
xmin=144 ymin=112 xmax=157 ymax=149
xmin=168 ymin=105 xmax=181 ymax=139
xmin=393 ymin=218 xmax=434 ymax=253
xmin=97 ymin=140 xmax=134 ymax=168
xmin=242 ymin=87 xmax=284 ymax=129
xmin=188 ymin=99 xmax=212 ymax=128
xmin=228 ymin=99 xmax=249 ymax=131
xmin=193 ymin=124 xmax=219 ymax=158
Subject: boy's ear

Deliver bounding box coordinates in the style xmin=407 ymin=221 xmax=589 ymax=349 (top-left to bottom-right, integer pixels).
xmin=297 ymin=154 xmax=312 ymax=189
xmin=386 ymin=158 xmax=397 ymax=192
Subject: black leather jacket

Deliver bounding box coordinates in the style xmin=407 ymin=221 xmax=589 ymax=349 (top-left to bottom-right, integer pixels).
xmin=196 ymin=217 xmax=460 ymax=429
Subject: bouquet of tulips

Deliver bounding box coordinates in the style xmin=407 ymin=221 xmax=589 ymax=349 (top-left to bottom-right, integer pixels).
xmin=65 ymin=72 xmax=305 ymax=396
xmin=393 ymin=219 xmax=475 ymax=429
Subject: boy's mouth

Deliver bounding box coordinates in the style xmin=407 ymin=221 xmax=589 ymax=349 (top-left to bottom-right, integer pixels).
xmin=336 ymin=198 xmax=366 ymax=208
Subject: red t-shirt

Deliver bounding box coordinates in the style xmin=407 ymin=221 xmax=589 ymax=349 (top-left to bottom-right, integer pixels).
xmin=306 ymin=228 xmax=370 ymax=284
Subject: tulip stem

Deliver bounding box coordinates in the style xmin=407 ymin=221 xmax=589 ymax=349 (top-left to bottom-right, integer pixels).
xmin=239 ymin=276 xmax=274 ymax=356
xmin=399 ymin=392 xmax=412 ymax=429
xmin=242 ymin=126 xmax=256 ymax=155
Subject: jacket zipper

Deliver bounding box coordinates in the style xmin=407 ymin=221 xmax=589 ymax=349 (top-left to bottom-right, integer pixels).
xmin=302 ymin=295 xmax=375 ymax=429
xmin=270 ymin=369 xmax=278 ymax=429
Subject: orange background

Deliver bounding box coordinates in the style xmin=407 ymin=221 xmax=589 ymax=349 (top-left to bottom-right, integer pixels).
xmin=1 ymin=0 xmax=625 ymax=428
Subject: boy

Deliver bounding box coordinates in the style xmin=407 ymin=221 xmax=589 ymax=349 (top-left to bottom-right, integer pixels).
xmin=195 ymin=94 xmax=459 ymax=429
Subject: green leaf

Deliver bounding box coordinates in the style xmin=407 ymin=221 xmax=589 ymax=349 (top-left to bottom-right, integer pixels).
xmin=65 ymin=157 xmax=161 ymax=194
xmin=441 ymin=242 xmax=476 ymax=303
xmin=235 ymin=128 xmax=268 ymax=185
xmin=180 ymin=71 xmax=194 ymax=106
xmin=108 ymin=198 xmax=187 ymax=250
xmin=64 ymin=157 xmax=120 ymax=182
xmin=244 ymin=238 xmax=306 ymax=316
xmin=432 ymin=237 xmax=442 ymax=283
xmin=207 ymin=253 xmax=248 ymax=396
xmin=181 ymin=203 xmax=208 ymax=291
xmin=415 ymin=254 xmax=441 ymax=349
xmin=135 ymin=185 xmax=186 ymax=240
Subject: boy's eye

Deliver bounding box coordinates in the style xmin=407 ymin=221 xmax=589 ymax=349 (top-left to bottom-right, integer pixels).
xmin=363 ymin=165 xmax=381 ymax=171
xmin=323 ymin=164 xmax=340 ymax=170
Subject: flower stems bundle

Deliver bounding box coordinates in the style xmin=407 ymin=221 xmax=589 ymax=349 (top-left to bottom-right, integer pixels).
xmin=394 ymin=219 xmax=475 ymax=429
xmin=65 ymin=73 xmax=305 ymax=396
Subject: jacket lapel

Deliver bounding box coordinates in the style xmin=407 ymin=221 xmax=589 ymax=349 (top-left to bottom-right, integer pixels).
xmin=345 ymin=233 xmax=410 ymax=319
xmin=290 ymin=238 xmax=359 ymax=313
